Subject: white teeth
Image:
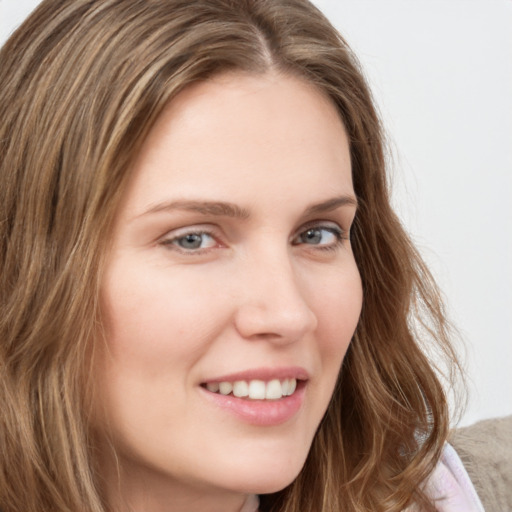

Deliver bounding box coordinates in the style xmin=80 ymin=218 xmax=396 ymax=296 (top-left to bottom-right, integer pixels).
xmin=233 ymin=380 xmax=249 ymax=397
xmin=218 ymin=382 xmax=233 ymax=395
xmin=265 ymin=379 xmax=282 ymax=399
xmin=206 ymin=378 xmax=298 ymax=400
xmin=281 ymin=379 xmax=290 ymax=396
xmin=248 ymin=380 xmax=266 ymax=399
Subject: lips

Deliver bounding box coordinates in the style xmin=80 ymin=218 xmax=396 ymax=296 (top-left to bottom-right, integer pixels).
xmin=200 ymin=367 xmax=308 ymax=426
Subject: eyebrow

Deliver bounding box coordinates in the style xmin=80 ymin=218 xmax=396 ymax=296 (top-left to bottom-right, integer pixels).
xmin=303 ymin=195 xmax=358 ymax=216
xmin=139 ymin=200 xmax=251 ymax=219
xmin=138 ymin=195 xmax=357 ymax=220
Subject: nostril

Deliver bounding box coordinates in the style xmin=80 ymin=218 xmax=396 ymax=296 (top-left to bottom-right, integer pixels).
xmin=247 ymin=332 xmax=285 ymax=341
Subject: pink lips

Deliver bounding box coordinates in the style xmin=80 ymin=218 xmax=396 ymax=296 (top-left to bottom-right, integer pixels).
xmin=203 ymin=366 xmax=309 ymax=384
xmin=200 ymin=366 xmax=308 ymax=426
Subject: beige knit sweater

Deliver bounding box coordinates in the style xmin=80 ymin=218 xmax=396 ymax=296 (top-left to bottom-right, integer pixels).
xmin=450 ymin=415 xmax=512 ymax=512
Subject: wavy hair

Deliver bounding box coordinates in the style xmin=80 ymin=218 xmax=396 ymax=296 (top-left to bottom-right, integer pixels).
xmin=0 ymin=1 xmax=461 ymax=511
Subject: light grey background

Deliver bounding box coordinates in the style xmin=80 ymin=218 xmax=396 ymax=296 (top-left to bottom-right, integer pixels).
xmin=1 ymin=0 xmax=511 ymax=427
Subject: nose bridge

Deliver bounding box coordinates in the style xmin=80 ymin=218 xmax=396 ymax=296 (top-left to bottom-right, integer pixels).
xmin=234 ymin=242 xmax=318 ymax=341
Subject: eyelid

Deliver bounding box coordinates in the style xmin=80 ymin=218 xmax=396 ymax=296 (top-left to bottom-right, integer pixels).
xmin=293 ymin=220 xmax=348 ymax=239
xmin=158 ymin=224 xmax=224 ymax=254
xmin=290 ymin=220 xmax=349 ymax=252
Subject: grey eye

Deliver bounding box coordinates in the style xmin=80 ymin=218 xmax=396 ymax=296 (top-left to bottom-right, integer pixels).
xmin=300 ymin=228 xmax=323 ymax=244
xmin=296 ymin=227 xmax=339 ymax=246
xmin=174 ymin=232 xmax=215 ymax=250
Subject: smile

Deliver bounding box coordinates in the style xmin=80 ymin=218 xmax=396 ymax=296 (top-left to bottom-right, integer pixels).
xmin=204 ymin=378 xmax=298 ymax=400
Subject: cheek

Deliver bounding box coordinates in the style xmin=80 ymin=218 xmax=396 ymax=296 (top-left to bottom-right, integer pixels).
xmin=100 ymin=259 xmax=231 ymax=367
xmin=314 ymin=262 xmax=362 ymax=348
xmin=93 ymin=261 xmax=232 ymax=444
xmin=312 ymin=262 xmax=362 ymax=386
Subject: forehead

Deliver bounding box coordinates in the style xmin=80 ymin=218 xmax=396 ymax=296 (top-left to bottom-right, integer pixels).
xmin=121 ymin=71 xmax=352 ymax=216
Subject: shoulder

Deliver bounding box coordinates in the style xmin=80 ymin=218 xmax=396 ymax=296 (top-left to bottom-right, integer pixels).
xmin=449 ymin=416 xmax=512 ymax=512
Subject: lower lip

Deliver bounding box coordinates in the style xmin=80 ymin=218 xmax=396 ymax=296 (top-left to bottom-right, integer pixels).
xmin=200 ymin=382 xmax=306 ymax=426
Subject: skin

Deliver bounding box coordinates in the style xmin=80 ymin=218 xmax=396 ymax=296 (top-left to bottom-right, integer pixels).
xmin=96 ymin=71 xmax=363 ymax=512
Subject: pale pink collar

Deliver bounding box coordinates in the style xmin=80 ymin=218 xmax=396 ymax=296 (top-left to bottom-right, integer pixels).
xmin=407 ymin=443 xmax=485 ymax=511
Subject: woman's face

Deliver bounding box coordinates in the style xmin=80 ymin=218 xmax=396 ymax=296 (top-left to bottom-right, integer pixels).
xmin=97 ymin=72 xmax=362 ymax=509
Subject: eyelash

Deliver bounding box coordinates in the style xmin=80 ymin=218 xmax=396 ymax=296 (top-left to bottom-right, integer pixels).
xmin=160 ymin=230 xmax=219 ymax=253
xmin=291 ymin=224 xmax=347 ymax=252
xmin=159 ymin=223 xmax=348 ymax=255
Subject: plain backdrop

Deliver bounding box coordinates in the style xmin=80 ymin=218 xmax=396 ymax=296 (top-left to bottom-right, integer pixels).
xmin=1 ymin=0 xmax=511 ymax=427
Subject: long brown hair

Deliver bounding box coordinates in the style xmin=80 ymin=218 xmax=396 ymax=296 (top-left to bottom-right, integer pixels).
xmin=0 ymin=1 xmax=461 ymax=511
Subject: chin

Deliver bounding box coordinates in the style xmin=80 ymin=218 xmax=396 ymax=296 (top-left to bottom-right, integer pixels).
xmin=223 ymin=447 xmax=309 ymax=495
xmin=246 ymin=472 xmax=302 ymax=495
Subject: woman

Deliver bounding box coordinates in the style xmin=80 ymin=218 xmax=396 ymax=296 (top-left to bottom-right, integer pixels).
xmin=0 ymin=1 xmax=482 ymax=511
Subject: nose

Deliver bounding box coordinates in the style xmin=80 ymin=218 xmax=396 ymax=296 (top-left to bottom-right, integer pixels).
xmin=233 ymin=250 xmax=318 ymax=343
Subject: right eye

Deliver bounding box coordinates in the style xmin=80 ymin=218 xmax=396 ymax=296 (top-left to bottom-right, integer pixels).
xmin=161 ymin=231 xmax=218 ymax=253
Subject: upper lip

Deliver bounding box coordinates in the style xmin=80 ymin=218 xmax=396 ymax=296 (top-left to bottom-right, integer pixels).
xmin=201 ymin=366 xmax=310 ymax=384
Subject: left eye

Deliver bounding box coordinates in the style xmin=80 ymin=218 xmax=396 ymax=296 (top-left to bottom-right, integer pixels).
xmin=169 ymin=232 xmax=216 ymax=251
xmin=293 ymin=226 xmax=343 ymax=247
